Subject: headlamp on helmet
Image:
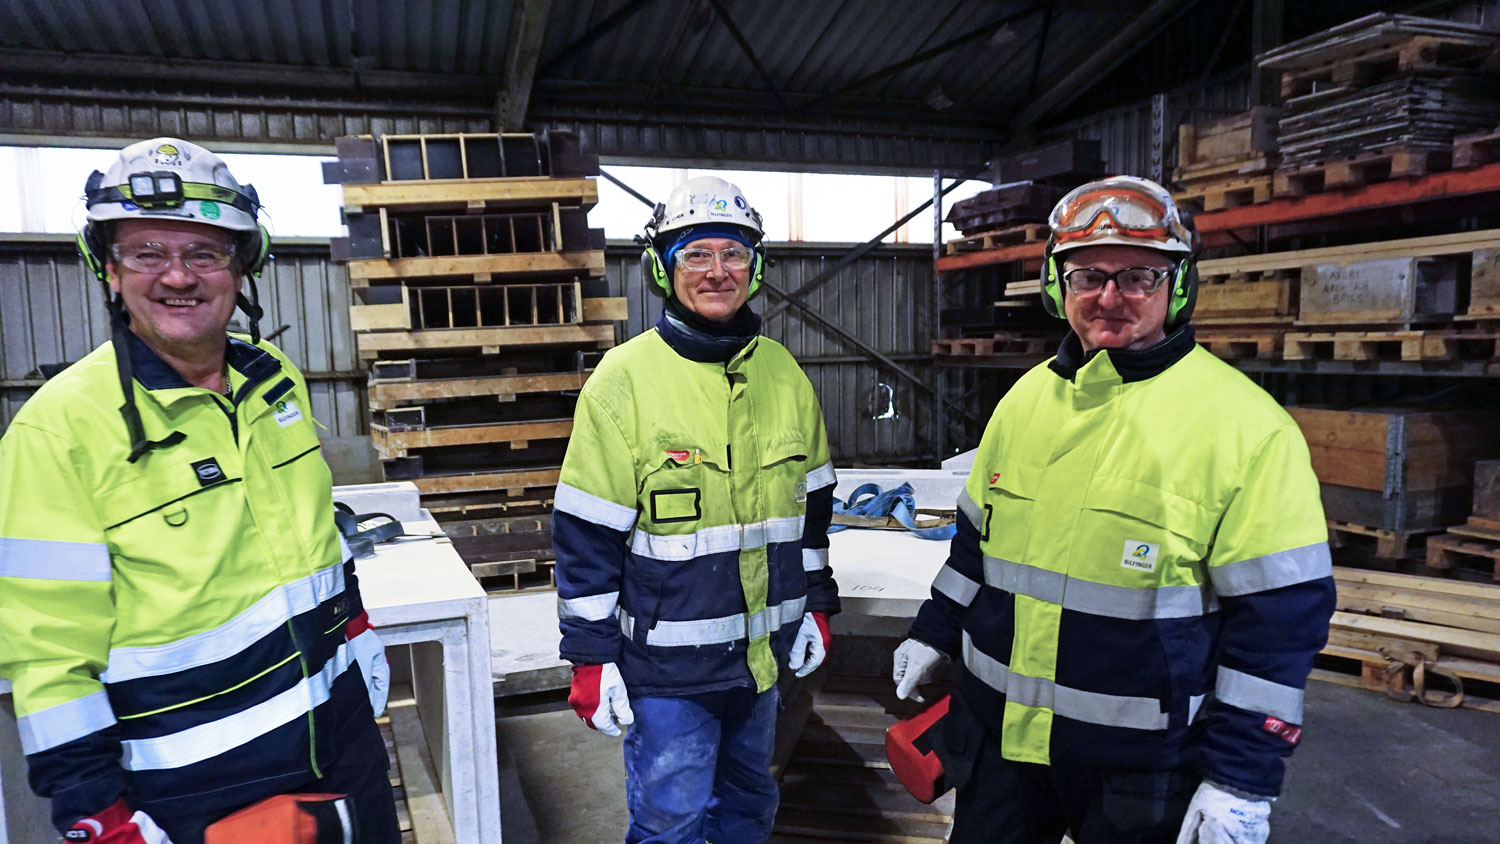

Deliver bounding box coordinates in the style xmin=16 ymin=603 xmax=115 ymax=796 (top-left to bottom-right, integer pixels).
xmin=125 ymin=171 xmax=186 ymax=208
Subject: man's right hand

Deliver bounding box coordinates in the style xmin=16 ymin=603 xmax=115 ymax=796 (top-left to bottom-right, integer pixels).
xmin=66 ymin=799 xmax=173 ymax=843
xmin=892 ymin=638 xmax=946 ymax=702
xmin=568 ymin=662 xmax=635 ymax=737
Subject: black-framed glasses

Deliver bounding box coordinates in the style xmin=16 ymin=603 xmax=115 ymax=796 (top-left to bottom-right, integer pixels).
xmin=678 ymin=247 xmax=754 ymax=271
xmin=1061 ymin=266 xmax=1173 ymax=297
xmin=110 ymin=242 xmax=237 ymax=274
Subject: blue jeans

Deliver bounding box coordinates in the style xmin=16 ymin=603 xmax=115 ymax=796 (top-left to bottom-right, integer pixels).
xmin=623 ymin=687 xmax=781 ymax=844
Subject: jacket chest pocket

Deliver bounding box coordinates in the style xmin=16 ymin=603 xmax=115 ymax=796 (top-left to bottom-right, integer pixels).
xmin=98 ymin=454 xmax=242 ymax=556
xmin=980 ymin=462 xmax=1040 ymax=564
xmin=639 ymin=440 xmax=728 ymax=530
xmin=1076 ymin=477 xmax=1216 ymax=583
xmin=760 ymin=434 xmax=809 ymax=517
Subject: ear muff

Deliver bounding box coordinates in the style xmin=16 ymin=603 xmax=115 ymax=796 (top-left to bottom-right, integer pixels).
xmin=744 ymin=245 xmax=765 ymax=300
xmin=1041 ymin=252 xmax=1066 ymax=319
xmin=78 ymin=222 xmax=110 ymax=282
xmin=1165 ymin=258 xmax=1199 ymax=328
xmin=641 ymin=244 xmax=671 ymax=298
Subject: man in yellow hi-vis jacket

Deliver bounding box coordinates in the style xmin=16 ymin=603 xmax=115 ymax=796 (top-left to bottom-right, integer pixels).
xmin=0 ymin=138 xmax=398 ymax=844
xmin=893 ymin=177 xmax=1334 ymax=844
xmin=553 ymin=176 xmax=840 ymax=844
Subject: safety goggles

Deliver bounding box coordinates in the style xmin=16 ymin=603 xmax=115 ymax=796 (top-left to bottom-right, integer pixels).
xmin=110 ymin=241 xmax=237 ymax=274
xmin=677 ymin=246 xmax=754 ymax=271
xmin=1049 ymin=183 xmax=1188 ymax=247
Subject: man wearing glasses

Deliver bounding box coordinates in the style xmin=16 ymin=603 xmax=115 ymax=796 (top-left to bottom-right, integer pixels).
xmin=553 ymin=175 xmax=839 ymax=844
xmin=893 ymin=176 xmax=1334 ymax=844
xmin=0 ymin=138 xmax=398 ymax=843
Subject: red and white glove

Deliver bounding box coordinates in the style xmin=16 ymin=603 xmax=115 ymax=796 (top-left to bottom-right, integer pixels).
xmin=788 ymin=611 xmax=831 ymax=678
xmin=66 ymin=798 xmax=174 ymax=843
xmin=346 ymin=610 xmax=390 ymax=717
xmin=569 ymin=662 xmax=634 ymax=737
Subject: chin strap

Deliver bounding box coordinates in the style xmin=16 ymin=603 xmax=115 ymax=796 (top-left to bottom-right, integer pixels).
xmin=237 ymin=273 xmax=263 ymax=344
xmin=109 ymin=302 xmax=186 ymax=463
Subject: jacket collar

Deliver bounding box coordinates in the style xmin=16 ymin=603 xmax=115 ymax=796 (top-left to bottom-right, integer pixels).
xmin=125 ymin=331 xmax=283 ymax=399
xmin=656 ymin=299 xmax=762 ymax=363
xmin=1048 ymin=323 xmax=1196 ymax=384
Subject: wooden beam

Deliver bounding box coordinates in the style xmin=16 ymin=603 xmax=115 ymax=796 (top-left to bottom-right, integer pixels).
xmin=388 ymin=698 xmax=457 ymax=844
xmin=410 ymin=468 xmax=562 ymax=495
xmin=369 ymin=371 xmax=590 ymax=409
xmin=496 ymin=0 xmax=554 ymax=130
xmin=1012 ymin=0 xmax=1205 ymax=130
xmin=343 ymin=178 xmax=598 ymax=214
xmin=346 ymin=251 xmax=605 ymax=281
xmin=372 ymin=419 xmax=574 ymax=456
xmin=356 ymin=323 xmax=614 ymax=355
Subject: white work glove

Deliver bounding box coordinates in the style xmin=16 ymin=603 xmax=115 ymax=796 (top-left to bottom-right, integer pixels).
xmin=892 ymin=638 xmax=946 ymax=702
xmin=788 ymin=611 xmax=831 ymax=678
xmin=346 ymin=618 xmax=390 ymax=717
xmin=569 ymin=662 xmax=635 ymax=737
xmin=1175 ymin=781 xmax=1271 ymax=844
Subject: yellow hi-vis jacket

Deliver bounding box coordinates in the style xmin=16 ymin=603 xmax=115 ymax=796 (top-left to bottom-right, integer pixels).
xmin=0 ymin=333 xmax=382 ymax=830
xmin=552 ymin=326 xmax=840 ymax=696
xmin=910 ymin=336 xmax=1335 ymax=797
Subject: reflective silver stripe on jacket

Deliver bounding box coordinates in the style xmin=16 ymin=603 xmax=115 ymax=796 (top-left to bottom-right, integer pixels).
xmin=962 ymin=632 xmax=1169 ymax=731
xmin=932 ymin=564 xmax=980 ymax=607
xmin=630 ymin=516 xmax=804 ymax=562
xmin=558 ymin=591 xmax=620 ymax=622
xmin=555 ymin=482 xmax=639 ymax=532
xmin=1209 ymin=543 xmax=1332 ymax=597
xmin=16 ymin=689 xmax=117 ymax=754
xmin=0 ymin=537 xmax=111 ymax=582
xmin=983 ymin=556 xmax=1217 ymax=619
xmin=1215 ymin=666 xmax=1304 ymax=724
xmin=806 ymin=461 xmax=837 ymax=491
xmin=957 ymin=490 xmax=983 ymax=528
xmin=802 ymin=548 xmax=829 ymax=571
xmin=618 ymin=596 xmax=808 ymax=647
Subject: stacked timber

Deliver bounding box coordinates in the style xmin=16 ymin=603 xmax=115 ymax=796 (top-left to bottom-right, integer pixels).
xmin=1171 ymin=107 xmax=1280 ymax=212
xmin=1259 ymin=13 xmax=1500 ymax=195
xmin=1287 ymin=407 xmax=1500 ymax=557
xmin=944 ymin=138 xmax=1103 ymax=246
xmin=1325 ymin=567 xmax=1500 ymax=711
xmin=1425 ymin=460 xmax=1500 ymax=580
xmin=326 ymin=131 xmax=623 ymax=591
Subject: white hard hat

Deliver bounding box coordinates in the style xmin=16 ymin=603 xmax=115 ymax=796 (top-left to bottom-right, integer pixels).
xmin=84 ymin=137 xmax=261 ymax=233
xmin=654 ymin=175 xmax=763 ymax=240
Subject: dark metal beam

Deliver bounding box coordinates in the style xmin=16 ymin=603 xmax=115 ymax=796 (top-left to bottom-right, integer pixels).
xmin=496 ymin=0 xmax=554 ymax=129
xmin=796 ymin=3 xmax=1042 ymax=114
xmin=705 ymin=0 xmax=789 ymax=112
xmin=537 ymin=0 xmax=659 ymax=78
xmin=1195 ymin=0 xmax=1247 ymax=101
xmin=761 ymin=173 xmax=982 ymax=323
xmin=1248 ymin=0 xmax=1284 ymax=106
xmin=1025 ymin=1 xmax=1055 ymax=103
xmin=1012 ymin=0 xmax=1205 ymax=130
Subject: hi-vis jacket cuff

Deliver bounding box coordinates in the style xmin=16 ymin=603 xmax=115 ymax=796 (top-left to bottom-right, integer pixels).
xmin=17 ymin=689 xmax=117 ymax=755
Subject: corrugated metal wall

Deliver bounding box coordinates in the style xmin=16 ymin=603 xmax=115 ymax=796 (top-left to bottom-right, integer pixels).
xmin=2 ymin=237 xmax=939 ymax=465
xmin=0 ymin=237 xmax=366 ymax=437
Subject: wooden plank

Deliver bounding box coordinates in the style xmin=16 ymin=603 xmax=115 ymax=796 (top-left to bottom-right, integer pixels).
xmin=346 ymin=250 xmax=606 ymax=281
xmin=582 ymin=296 xmax=628 ymax=322
xmin=1336 ymin=590 xmax=1500 ymax=635
xmin=388 ymin=698 xmax=456 ymax=844
xmin=1332 ymin=611 xmax=1500 ymax=660
xmin=409 ymin=467 xmax=561 ymax=495
xmin=371 ymin=419 xmax=573 ymax=457
xmin=351 ymin=301 xmax=414 ymax=332
xmin=343 ymin=177 xmax=598 ymax=213
xmin=1194 ymin=279 xmax=1293 ymax=319
xmin=369 ymin=371 xmax=590 ymax=408
xmin=1334 ymin=566 xmax=1500 ymax=600
xmin=1198 ymin=229 xmax=1500 ymax=276
xmin=357 ymin=323 xmax=614 ymax=355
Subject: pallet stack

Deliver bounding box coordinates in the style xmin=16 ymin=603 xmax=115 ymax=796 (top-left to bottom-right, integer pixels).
xmin=1260 ymin=13 xmax=1500 ymax=195
xmin=943 ymin=138 xmax=1103 ymax=251
xmin=325 ymin=131 xmax=623 ymax=591
xmin=1425 ymin=459 xmax=1500 ymax=580
xmin=1171 ymin=106 xmax=1280 ymax=212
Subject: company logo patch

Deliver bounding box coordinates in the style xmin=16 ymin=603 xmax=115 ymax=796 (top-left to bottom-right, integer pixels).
xmin=1263 ymin=716 xmax=1302 ymax=744
xmin=734 ymin=195 xmax=748 ymax=209
xmin=191 ymin=457 xmax=226 ymax=487
xmin=1120 ymin=539 xmax=1159 ymax=573
xmin=274 ymin=400 xmax=304 ymax=427
xmin=665 ymin=449 xmax=690 ymax=464
xmin=152 ymin=143 xmax=183 ymax=166
xmin=120 ymin=200 xmax=139 ymax=211
xmin=713 ymin=199 xmax=728 ymax=211
xmin=989 ymin=472 xmax=1001 ymax=486
xmin=199 ymin=199 xmax=221 ymax=220
xmin=794 ymin=481 xmax=808 ymax=504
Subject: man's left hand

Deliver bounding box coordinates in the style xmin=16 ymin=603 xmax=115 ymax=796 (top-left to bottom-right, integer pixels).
xmin=788 ymin=612 xmax=831 ymax=678
xmin=1175 ymin=781 xmax=1270 ymax=844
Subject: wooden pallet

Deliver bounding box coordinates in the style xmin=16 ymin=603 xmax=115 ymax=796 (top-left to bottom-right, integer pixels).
xmin=369 ymin=370 xmax=591 ymax=410
xmin=931 ymin=333 xmax=1054 ymax=358
xmin=343 ymin=177 xmax=598 ymax=215
xmin=357 ymin=323 xmax=615 ymax=358
xmin=1284 ymin=329 xmax=1500 ymax=362
xmin=1172 ymin=174 xmax=1273 ymax=213
xmin=1277 ymin=34 xmax=1500 ymax=99
xmin=1327 ymin=519 xmax=1434 ymax=559
xmin=1453 ymin=130 xmax=1500 ymax=170
xmin=403 ymin=467 xmax=563 ymax=496
xmin=346 ymin=250 xmax=606 ymax=283
xmin=1426 ymin=533 xmax=1500 ymax=580
xmin=1193 ymin=330 xmax=1284 ymax=360
xmin=1194 ymin=269 xmax=1297 ymax=321
xmin=1273 ymin=146 xmax=1451 ymax=196
xmin=371 ymin=418 xmax=573 ymax=459
xmin=944 ymin=223 xmax=1048 ymax=255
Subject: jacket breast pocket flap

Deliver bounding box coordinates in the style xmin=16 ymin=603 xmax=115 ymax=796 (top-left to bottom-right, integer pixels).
xmin=1082 ymin=477 xmax=1216 ymax=547
xmin=98 ymin=456 xmax=235 ymax=530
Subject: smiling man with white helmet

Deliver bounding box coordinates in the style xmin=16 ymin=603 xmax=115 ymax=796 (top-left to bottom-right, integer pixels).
xmin=891 ymin=176 xmax=1335 ymax=844
xmin=553 ymin=175 xmax=839 ymax=843
xmin=0 ymin=138 xmax=398 ymax=843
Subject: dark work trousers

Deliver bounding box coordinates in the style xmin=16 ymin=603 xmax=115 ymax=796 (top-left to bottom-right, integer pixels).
xmin=941 ymin=695 xmax=1199 ymax=844
xmin=147 ymin=717 xmax=401 ymax=844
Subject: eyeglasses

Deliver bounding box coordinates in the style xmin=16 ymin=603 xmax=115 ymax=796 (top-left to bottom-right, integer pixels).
xmin=110 ymin=242 xmax=237 ymax=274
xmin=1061 ymin=266 xmax=1173 ymax=297
xmin=677 ymin=247 xmax=754 ymax=271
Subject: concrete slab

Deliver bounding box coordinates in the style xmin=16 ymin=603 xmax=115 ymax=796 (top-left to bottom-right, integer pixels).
xmin=490 ymin=591 xmax=572 ymax=696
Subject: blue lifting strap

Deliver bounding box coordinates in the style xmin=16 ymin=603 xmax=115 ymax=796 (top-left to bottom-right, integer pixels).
xmin=829 ymin=482 xmax=956 ymax=541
